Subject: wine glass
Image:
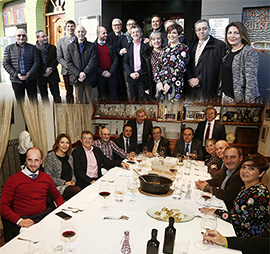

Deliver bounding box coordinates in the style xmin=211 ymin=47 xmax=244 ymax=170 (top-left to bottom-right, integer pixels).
xmin=127 ymin=178 xmax=138 ymax=202
xmin=201 ymin=185 xmax=213 ymax=207
xmin=99 ymin=182 xmax=111 ymax=209
xmin=136 ymin=153 xmax=143 ymax=165
xmin=61 ymin=218 xmax=77 ymax=253
xmin=159 ymin=147 xmax=165 ymax=165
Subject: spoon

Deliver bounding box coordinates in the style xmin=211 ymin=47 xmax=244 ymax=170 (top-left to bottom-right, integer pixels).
xmin=103 ymin=215 xmax=129 ymax=220
xmin=17 ymin=237 xmax=39 ymax=244
xmin=133 ymin=168 xmax=147 ymax=183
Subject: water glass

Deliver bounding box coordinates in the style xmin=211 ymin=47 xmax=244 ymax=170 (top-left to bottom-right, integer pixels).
xmin=173 ymin=180 xmax=182 ymax=200
xmin=175 ymin=239 xmax=190 ymax=254
xmin=115 ymin=185 xmax=124 ymax=203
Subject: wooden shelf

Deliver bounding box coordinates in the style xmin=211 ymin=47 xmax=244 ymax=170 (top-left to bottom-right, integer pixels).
xmin=222 ymin=122 xmax=262 ymax=126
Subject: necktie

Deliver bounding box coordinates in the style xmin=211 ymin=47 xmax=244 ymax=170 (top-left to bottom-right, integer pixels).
xmin=152 ymin=141 xmax=158 ymax=155
xmin=30 ymin=173 xmax=37 ymax=179
xmin=185 ymin=143 xmax=190 ymax=154
xmin=195 ymin=41 xmax=203 ymax=66
xmin=126 ymin=139 xmax=130 ymax=153
xmin=205 ymin=123 xmax=211 ymax=142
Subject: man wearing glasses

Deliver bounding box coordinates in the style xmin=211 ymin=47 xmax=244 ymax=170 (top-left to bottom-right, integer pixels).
xmin=3 ymin=29 xmax=40 ymax=102
xmin=185 ymin=19 xmax=225 ymax=102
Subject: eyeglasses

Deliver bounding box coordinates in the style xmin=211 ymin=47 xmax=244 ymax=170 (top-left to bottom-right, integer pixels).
xmin=195 ymin=27 xmax=209 ymax=32
xmin=113 ymin=24 xmax=122 ymax=27
xmin=127 ymin=23 xmax=135 ymax=26
xmin=17 ymin=34 xmax=26 ymax=37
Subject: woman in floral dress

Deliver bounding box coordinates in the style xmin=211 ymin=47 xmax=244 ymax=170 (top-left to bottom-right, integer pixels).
xmin=155 ymin=23 xmax=189 ymax=101
xmin=200 ymin=154 xmax=269 ymax=237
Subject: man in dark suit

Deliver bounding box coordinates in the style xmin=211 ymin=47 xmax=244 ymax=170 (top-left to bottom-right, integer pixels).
xmin=173 ymin=127 xmax=203 ymax=160
xmin=147 ymin=15 xmax=167 ymax=46
xmin=127 ymin=109 xmax=153 ymax=152
xmin=72 ymin=131 xmax=129 ymax=189
xmin=145 ymin=126 xmax=171 ymax=157
xmin=35 ymin=30 xmax=61 ymax=103
xmin=194 ymin=106 xmax=226 ymax=154
xmin=185 ymin=19 xmax=226 ymax=102
xmin=123 ymin=25 xmax=149 ymax=101
xmin=107 ymin=18 xmax=127 ymax=101
xmin=195 ymin=146 xmax=243 ymax=211
xmin=57 ymin=20 xmax=76 ymax=103
xmin=114 ymin=124 xmax=139 ymax=161
xmin=94 ymin=26 xmax=118 ymax=100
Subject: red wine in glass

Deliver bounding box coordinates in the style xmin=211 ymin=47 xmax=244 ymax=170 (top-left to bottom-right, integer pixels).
xmin=99 ymin=191 xmax=111 ymax=198
xmin=62 ymin=230 xmax=76 ymax=239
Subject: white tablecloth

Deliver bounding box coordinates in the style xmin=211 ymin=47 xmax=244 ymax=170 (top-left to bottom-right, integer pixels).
xmin=0 ymin=158 xmax=241 ymax=254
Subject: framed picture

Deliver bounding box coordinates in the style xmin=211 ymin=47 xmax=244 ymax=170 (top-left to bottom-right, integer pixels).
xmin=185 ymin=110 xmax=196 ymax=120
xmin=195 ymin=111 xmax=205 ymax=121
xmin=265 ymin=108 xmax=270 ymax=121
xmin=260 ymin=125 xmax=269 ymax=142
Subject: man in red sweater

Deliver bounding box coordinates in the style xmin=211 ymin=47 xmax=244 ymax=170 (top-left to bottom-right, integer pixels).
xmin=94 ymin=26 xmax=118 ymax=100
xmin=0 ymin=147 xmax=64 ymax=242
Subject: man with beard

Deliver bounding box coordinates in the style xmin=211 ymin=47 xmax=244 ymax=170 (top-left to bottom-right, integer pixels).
xmin=0 ymin=148 xmax=63 ymax=242
xmin=35 ymin=30 xmax=61 ymax=103
xmin=3 ymin=29 xmax=40 ymax=102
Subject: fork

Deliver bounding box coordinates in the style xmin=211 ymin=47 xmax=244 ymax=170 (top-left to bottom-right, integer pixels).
xmin=17 ymin=237 xmax=39 ymax=244
xmin=67 ymin=207 xmax=85 ymax=212
xmin=103 ymin=215 xmax=129 ymax=220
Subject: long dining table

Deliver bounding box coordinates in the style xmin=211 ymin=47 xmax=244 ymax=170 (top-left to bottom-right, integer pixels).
xmin=0 ymin=157 xmax=241 ymax=254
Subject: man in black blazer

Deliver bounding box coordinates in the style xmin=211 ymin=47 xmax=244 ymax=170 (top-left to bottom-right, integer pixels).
xmin=173 ymin=127 xmax=203 ymax=160
xmin=194 ymin=106 xmax=226 ymax=150
xmin=72 ymin=131 xmax=129 ymax=189
xmin=123 ymin=25 xmax=149 ymax=101
xmin=145 ymin=127 xmax=171 ymax=157
xmin=127 ymin=109 xmax=153 ymax=152
xmin=113 ymin=124 xmax=139 ymax=161
xmin=35 ymin=30 xmax=61 ymax=103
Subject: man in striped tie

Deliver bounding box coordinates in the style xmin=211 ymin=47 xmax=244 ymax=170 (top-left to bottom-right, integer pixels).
xmin=185 ymin=19 xmax=226 ymax=102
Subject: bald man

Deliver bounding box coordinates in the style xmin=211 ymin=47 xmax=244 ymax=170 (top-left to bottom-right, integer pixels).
xmin=92 ymin=127 xmax=128 ymax=161
xmin=66 ymin=25 xmax=97 ymax=103
xmin=3 ymin=29 xmax=40 ymax=101
xmin=94 ymin=26 xmax=118 ymax=100
xmin=0 ymin=147 xmax=63 ymax=242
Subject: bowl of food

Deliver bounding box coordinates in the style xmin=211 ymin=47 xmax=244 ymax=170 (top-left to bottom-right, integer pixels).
xmin=139 ymin=174 xmax=173 ymax=194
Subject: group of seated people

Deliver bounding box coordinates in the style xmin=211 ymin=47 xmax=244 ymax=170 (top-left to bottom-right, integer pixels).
xmin=0 ymin=107 xmax=269 ymax=252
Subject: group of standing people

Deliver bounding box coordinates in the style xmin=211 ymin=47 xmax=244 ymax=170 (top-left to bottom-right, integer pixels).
xmin=3 ymin=15 xmax=261 ymax=103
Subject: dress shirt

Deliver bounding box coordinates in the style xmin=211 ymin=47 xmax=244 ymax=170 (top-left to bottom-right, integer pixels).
xmin=196 ymin=36 xmax=210 ymax=62
xmin=83 ymin=146 xmax=98 ymax=178
xmin=115 ymin=32 xmax=123 ymax=37
xmin=68 ymin=35 xmax=76 ymax=44
xmin=184 ymin=141 xmax=192 ymax=154
xmin=79 ymin=43 xmax=83 ymax=55
xmin=152 ymin=140 xmax=160 ymax=154
xmin=123 ymin=136 xmax=130 ymax=153
xmin=220 ymin=168 xmax=237 ymax=190
xmin=203 ymin=119 xmax=215 ymax=146
xmin=20 ymin=45 xmax=25 ymax=75
xmin=136 ymin=121 xmax=144 ymax=145
xmin=93 ymin=139 xmax=127 ymax=160
xmin=133 ymin=39 xmax=142 ymax=72
xmin=97 ymin=39 xmax=106 ymax=46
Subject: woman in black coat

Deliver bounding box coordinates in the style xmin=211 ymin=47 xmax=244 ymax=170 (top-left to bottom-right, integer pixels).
xmin=141 ymin=31 xmax=163 ymax=100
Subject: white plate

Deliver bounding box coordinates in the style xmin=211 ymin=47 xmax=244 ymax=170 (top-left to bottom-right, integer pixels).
xmin=146 ymin=204 xmax=195 ymax=223
xmin=195 ymin=194 xmax=223 ymax=208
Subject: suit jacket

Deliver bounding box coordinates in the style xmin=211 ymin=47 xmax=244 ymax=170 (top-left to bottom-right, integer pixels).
xmin=57 ymin=36 xmax=75 ymax=75
xmin=207 ymin=165 xmax=243 ymax=211
xmin=146 ymin=136 xmax=171 ymax=156
xmin=72 ymin=145 xmax=121 ymax=189
xmin=107 ymin=32 xmax=121 ymax=47
xmin=194 ymin=120 xmax=226 ymax=144
xmin=66 ymin=38 xmax=98 ymax=86
xmin=36 ymin=44 xmax=60 ymax=86
xmin=123 ymin=41 xmax=149 ymax=83
xmin=127 ymin=118 xmax=153 ymax=147
xmin=185 ymin=35 xmax=226 ymax=100
xmin=173 ymin=138 xmax=203 ymax=160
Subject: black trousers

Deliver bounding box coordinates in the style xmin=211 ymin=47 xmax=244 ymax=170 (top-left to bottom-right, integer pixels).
xmin=12 ymin=80 xmax=37 ymax=102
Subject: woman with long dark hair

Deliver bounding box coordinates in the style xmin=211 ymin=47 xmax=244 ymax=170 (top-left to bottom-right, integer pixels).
xmin=44 ymin=133 xmax=81 ymax=200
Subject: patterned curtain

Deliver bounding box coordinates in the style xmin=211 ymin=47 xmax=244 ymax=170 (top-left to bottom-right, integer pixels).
xmin=54 ymin=103 xmax=93 ymax=143
xmin=19 ymin=100 xmax=48 ymax=158
xmin=0 ymin=99 xmax=13 ymax=167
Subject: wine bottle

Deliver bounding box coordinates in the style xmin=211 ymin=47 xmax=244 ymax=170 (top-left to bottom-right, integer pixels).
xmin=222 ymin=108 xmax=228 ymax=122
xmin=146 ymin=229 xmax=159 ymax=254
xmin=163 ymin=217 xmax=176 ymax=254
